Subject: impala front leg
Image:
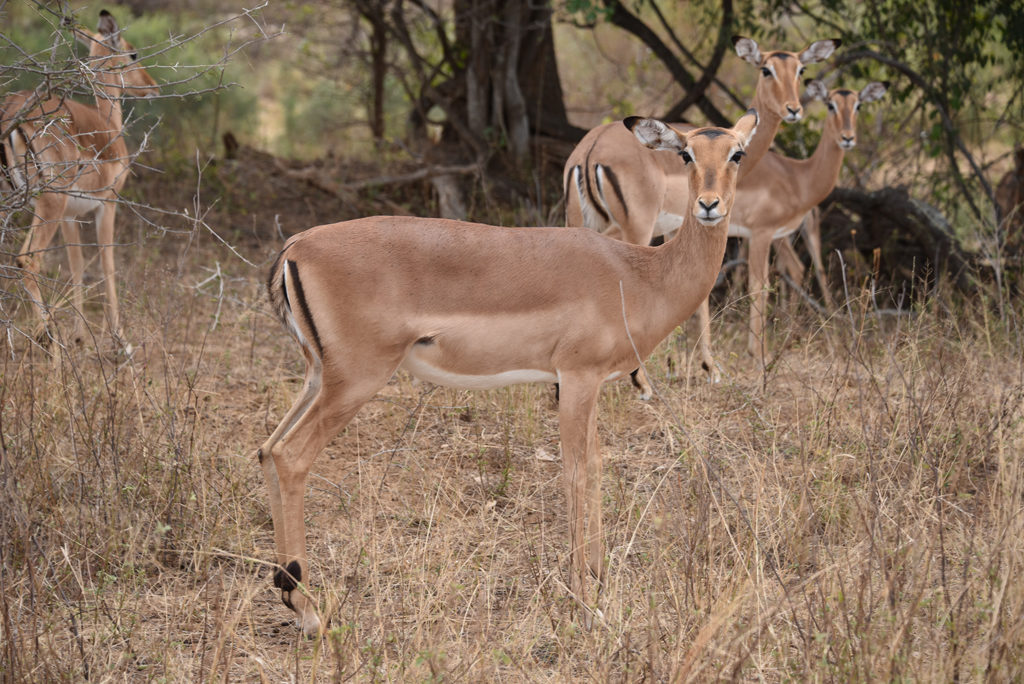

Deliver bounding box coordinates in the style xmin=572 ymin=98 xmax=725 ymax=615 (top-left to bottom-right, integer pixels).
xmin=557 ymin=372 xmax=602 ymax=624
xmin=695 ymin=297 xmax=720 ymax=382
xmin=96 ymin=202 xmax=124 ymax=348
xmin=746 ymin=232 xmax=774 ymax=366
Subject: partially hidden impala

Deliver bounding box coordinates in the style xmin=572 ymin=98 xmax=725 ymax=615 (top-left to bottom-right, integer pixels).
xmin=1 ymin=9 xmax=158 ymax=350
xmin=258 ymin=110 xmax=759 ymax=635
xmin=563 ymin=36 xmax=839 ymax=393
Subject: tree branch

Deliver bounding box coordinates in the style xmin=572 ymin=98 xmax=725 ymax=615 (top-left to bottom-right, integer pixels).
xmin=601 ymin=0 xmax=729 ymax=126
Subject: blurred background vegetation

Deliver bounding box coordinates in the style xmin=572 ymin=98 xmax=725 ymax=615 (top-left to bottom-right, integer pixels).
xmin=2 ymin=0 xmax=1023 ymax=286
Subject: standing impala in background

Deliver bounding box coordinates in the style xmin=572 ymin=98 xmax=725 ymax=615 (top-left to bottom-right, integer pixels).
xmin=564 ymin=36 xmax=840 ymax=395
xmin=257 ymin=110 xmax=758 ymax=635
xmin=706 ymin=80 xmax=888 ymax=366
xmin=1 ymin=10 xmax=159 ymax=350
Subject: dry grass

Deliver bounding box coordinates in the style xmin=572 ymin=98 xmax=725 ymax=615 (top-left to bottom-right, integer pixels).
xmin=2 ymin=219 xmax=1023 ymax=682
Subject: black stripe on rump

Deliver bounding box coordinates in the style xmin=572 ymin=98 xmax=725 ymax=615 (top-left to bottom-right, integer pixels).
xmin=286 ymin=259 xmax=324 ymax=357
xmin=0 ymin=135 xmax=9 ymax=187
xmin=599 ymin=164 xmax=629 ymax=218
xmin=584 ymin=143 xmax=610 ymax=223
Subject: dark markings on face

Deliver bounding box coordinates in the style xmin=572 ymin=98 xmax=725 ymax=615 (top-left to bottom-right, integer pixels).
xmin=602 ymin=165 xmax=629 ymax=218
xmin=692 ymin=129 xmax=727 ymax=139
xmin=703 ymin=169 xmax=717 ymax=190
xmin=835 ymin=89 xmax=854 ymax=97
xmin=766 ymin=52 xmax=793 ymax=61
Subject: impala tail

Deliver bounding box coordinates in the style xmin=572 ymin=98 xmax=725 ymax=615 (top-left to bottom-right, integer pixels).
xmin=267 ymin=246 xmax=323 ymax=359
xmin=572 ymin=159 xmax=629 ymax=231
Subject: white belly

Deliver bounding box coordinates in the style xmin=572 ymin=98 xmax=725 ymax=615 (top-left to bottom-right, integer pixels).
xmin=728 ymin=223 xmax=752 ymax=239
xmin=63 ymin=192 xmax=103 ymax=218
xmin=400 ymin=349 xmax=557 ymax=390
xmin=728 ymin=223 xmax=800 ymax=241
xmin=653 ymin=212 xmax=685 ymax=238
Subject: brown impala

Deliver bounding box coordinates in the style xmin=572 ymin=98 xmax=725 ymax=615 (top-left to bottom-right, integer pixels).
xmin=258 ymin=110 xmax=759 ymax=635
xmin=2 ymin=10 xmax=159 ymax=350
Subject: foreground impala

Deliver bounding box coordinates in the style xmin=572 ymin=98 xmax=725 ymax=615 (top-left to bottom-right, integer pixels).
xmin=701 ymin=79 xmax=888 ymax=366
xmin=258 ymin=110 xmax=758 ymax=635
xmin=1 ymin=10 xmax=158 ymax=349
xmin=564 ymin=36 xmax=839 ymax=393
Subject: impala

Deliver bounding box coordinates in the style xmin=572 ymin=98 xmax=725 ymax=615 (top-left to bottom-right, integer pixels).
xmin=257 ymin=110 xmax=758 ymax=635
xmin=1 ymin=10 xmax=159 ymax=349
xmin=702 ymin=79 xmax=888 ymax=366
xmin=564 ymin=36 xmax=839 ymax=394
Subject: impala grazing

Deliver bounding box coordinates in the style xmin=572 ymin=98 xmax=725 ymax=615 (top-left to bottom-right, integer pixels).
xmin=1 ymin=10 xmax=158 ymax=350
xmin=564 ymin=36 xmax=839 ymax=394
xmin=704 ymin=79 xmax=888 ymax=366
xmin=257 ymin=110 xmax=758 ymax=635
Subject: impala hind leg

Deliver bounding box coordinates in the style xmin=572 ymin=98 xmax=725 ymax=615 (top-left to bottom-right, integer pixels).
xmin=16 ymin=197 xmax=65 ymax=343
xmin=746 ymin=232 xmax=774 ymax=366
xmin=262 ymin=356 xmax=396 ymax=636
xmin=557 ymin=372 xmax=603 ymax=625
xmin=59 ymin=219 xmax=87 ymax=344
xmin=802 ymin=208 xmax=833 ymax=309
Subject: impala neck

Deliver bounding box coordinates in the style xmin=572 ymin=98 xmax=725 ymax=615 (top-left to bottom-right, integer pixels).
xmin=788 ymin=135 xmax=847 ymax=209
xmin=634 ymin=215 xmax=731 ymax=351
xmin=737 ymin=91 xmax=783 ymax=180
xmin=92 ymin=75 xmax=126 ymax=137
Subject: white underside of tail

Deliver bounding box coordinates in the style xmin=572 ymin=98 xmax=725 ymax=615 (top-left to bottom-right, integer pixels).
xmin=281 ymin=259 xmax=312 ymax=351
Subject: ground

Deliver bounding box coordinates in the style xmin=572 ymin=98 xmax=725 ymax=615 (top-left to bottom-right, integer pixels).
xmin=1 ymin=167 xmax=1023 ymax=681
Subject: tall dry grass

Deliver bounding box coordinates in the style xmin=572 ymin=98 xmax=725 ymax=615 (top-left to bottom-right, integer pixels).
xmin=1 ymin=224 xmax=1023 ymax=681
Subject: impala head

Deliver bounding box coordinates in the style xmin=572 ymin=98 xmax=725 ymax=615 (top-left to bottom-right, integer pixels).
xmin=625 ymin=109 xmax=759 ymax=226
xmin=806 ymin=79 xmax=889 ymax=150
xmin=69 ymin=9 xmax=159 ymax=98
xmin=733 ymin=36 xmax=841 ymax=124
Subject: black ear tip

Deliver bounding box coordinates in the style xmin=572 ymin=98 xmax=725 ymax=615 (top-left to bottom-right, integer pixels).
xmin=804 ymin=77 xmax=815 ymax=86
xmin=100 ymin=9 xmax=112 ymax=17
xmin=832 ymin=38 xmax=843 ymax=48
xmin=881 ymin=80 xmax=892 ymax=89
xmin=746 ymin=107 xmax=759 ymax=125
xmin=731 ymin=35 xmax=744 ymax=45
xmin=623 ymin=116 xmax=641 ymax=131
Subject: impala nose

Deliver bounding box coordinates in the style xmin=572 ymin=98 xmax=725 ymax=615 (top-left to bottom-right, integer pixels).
xmin=785 ymin=104 xmax=802 ymax=122
xmin=696 ymin=198 xmax=723 ymax=224
xmin=840 ymin=135 xmax=856 ymax=149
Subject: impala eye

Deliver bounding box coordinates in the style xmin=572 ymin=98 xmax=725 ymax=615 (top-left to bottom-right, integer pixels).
xmin=854 ymin=102 xmax=861 ymax=111
xmin=799 ymin=66 xmax=806 ymax=75
xmin=730 ymin=151 xmax=745 ymax=163
xmin=761 ymin=67 xmax=772 ymax=77
xmin=130 ymin=52 xmax=138 ymax=61
xmin=827 ymin=102 xmax=836 ymax=113
xmin=680 ymin=150 xmax=693 ymax=164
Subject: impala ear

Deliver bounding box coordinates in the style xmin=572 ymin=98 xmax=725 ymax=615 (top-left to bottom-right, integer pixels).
xmin=625 ymin=117 xmax=686 ymax=153
xmin=858 ymin=81 xmax=889 ymax=104
xmin=804 ymin=79 xmax=829 ymax=102
xmin=97 ymin=9 xmax=121 ymax=48
xmin=799 ymin=38 xmax=841 ymax=64
xmin=731 ymin=108 xmax=759 ymax=148
xmin=732 ymin=36 xmax=762 ymax=66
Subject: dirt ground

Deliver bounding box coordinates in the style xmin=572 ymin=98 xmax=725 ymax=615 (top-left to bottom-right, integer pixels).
xmin=2 ymin=160 xmax=1023 ymax=681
